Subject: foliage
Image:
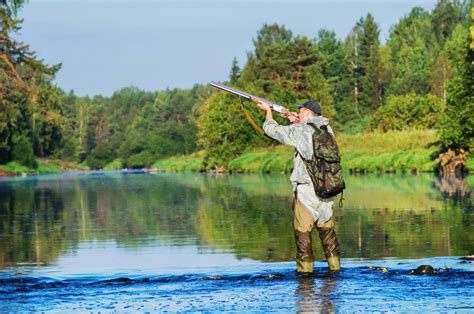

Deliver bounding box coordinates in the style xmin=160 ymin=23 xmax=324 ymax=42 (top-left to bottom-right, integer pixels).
xmin=370 ymin=94 xmax=443 ymax=131
xmin=156 ymin=130 xmax=450 ymax=174
xmin=12 ymin=135 xmax=36 ymax=168
xmin=0 ymin=0 xmax=62 ymax=165
xmin=152 ymin=151 xmax=206 ymax=172
xmin=1 ymin=2 xmax=472 ymax=171
xmin=437 ymin=11 xmax=474 ymax=151
xmin=198 ymin=92 xmax=268 ymax=168
xmin=104 ymin=159 xmax=124 ymax=170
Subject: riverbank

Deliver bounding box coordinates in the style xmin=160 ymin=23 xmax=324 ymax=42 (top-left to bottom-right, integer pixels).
xmin=1 ymin=130 xmax=471 ymax=176
xmin=153 ymin=130 xmax=473 ymax=174
xmin=0 ymin=159 xmax=88 ymax=177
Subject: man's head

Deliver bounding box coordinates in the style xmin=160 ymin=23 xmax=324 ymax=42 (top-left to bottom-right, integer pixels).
xmin=296 ymin=100 xmax=321 ymax=122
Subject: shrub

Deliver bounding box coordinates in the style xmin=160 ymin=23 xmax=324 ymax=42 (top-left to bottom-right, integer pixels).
xmin=370 ymin=94 xmax=442 ymax=131
xmin=12 ymin=135 xmax=37 ymax=168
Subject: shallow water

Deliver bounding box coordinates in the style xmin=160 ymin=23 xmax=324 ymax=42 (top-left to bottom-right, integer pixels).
xmin=0 ymin=171 xmax=472 ymax=311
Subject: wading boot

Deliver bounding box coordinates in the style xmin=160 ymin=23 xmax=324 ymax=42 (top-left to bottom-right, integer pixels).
xmin=316 ymin=219 xmax=341 ymax=271
xmin=295 ymin=230 xmax=314 ymax=273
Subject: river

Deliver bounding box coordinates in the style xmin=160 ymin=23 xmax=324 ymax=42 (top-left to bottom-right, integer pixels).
xmin=0 ymin=171 xmax=472 ymax=311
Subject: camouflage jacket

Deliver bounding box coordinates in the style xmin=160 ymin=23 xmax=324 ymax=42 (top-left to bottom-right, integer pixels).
xmin=263 ymin=115 xmax=335 ymax=222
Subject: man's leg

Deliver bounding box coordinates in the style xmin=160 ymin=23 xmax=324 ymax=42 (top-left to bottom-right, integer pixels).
xmin=316 ymin=219 xmax=341 ymax=271
xmin=293 ymin=198 xmax=315 ymax=273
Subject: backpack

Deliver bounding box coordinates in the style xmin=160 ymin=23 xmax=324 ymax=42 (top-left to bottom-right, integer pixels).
xmin=299 ymin=122 xmax=345 ymax=200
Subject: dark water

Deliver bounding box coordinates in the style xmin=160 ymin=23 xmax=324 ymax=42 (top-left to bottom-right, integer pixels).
xmin=0 ymin=171 xmax=472 ymax=311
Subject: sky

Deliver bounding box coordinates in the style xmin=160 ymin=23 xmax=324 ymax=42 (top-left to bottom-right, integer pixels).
xmin=19 ymin=0 xmax=438 ymax=97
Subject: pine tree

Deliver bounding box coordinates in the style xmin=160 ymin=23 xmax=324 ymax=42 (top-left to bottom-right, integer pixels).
xmin=437 ymin=10 xmax=474 ymax=150
xmin=0 ymin=0 xmax=62 ymax=163
xmin=358 ymin=13 xmax=383 ymax=114
xmin=229 ymin=57 xmax=240 ymax=83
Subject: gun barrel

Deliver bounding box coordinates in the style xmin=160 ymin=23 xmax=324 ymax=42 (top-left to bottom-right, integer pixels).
xmin=209 ymin=81 xmax=290 ymax=114
xmin=209 ymin=82 xmax=252 ymax=100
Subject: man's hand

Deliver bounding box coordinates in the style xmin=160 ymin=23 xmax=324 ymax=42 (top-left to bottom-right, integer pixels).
xmin=287 ymin=112 xmax=300 ymax=124
xmin=251 ymin=97 xmax=272 ymax=112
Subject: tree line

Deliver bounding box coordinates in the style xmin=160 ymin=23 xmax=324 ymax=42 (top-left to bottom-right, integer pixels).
xmin=0 ymin=0 xmax=472 ymax=170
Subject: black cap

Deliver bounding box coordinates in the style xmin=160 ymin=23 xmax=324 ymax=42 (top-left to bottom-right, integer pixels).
xmin=296 ymin=100 xmax=322 ymax=115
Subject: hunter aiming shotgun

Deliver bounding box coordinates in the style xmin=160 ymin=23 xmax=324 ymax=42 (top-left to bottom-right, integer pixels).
xmin=209 ymin=82 xmax=297 ymax=119
xmin=211 ymin=80 xmax=344 ymax=272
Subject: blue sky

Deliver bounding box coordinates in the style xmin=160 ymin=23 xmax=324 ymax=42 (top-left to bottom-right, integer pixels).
xmin=20 ymin=0 xmax=437 ymax=96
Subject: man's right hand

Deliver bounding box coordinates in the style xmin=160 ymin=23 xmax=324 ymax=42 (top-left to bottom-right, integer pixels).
xmin=287 ymin=113 xmax=300 ymax=124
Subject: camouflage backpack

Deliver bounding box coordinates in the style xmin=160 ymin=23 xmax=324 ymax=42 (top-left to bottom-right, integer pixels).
xmin=300 ymin=122 xmax=345 ymax=200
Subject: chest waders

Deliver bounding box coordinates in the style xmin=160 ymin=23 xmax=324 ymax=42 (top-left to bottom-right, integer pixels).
xmin=294 ymin=188 xmax=340 ymax=273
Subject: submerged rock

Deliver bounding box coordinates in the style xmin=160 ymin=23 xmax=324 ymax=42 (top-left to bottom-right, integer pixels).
xmin=368 ymin=266 xmax=388 ymax=273
xmin=410 ymin=265 xmax=436 ymax=275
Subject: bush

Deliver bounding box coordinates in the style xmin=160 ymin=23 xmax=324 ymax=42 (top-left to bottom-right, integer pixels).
xmin=12 ymin=135 xmax=37 ymax=168
xmin=126 ymin=151 xmax=154 ymax=168
xmin=370 ymin=94 xmax=442 ymax=131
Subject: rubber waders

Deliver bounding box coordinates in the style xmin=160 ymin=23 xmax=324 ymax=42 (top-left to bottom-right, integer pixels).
xmin=295 ymin=230 xmax=314 ymax=273
xmin=316 ymin=219 xmax=341 ymax=271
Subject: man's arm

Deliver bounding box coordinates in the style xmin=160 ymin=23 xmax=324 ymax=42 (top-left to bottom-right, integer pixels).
xmin=254 ymin=98 xmax=301 ymax=147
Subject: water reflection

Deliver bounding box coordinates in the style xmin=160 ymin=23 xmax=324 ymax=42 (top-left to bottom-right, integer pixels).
xmin=435 ymin=174 xmax=470 ymax=198
xmin=295 ymin=274 xmax=337 ymax=313
xmin=0 ymin=172 xmax=472 ymax=271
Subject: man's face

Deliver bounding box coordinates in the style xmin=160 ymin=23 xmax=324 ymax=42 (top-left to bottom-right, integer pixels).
xmin=298 ymin=107 xmax=314 ymax=123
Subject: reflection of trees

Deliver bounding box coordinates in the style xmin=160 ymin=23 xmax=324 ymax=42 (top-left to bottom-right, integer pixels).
xmin=194 ymin=173 xmax=474 ymax=260
xmin=0 ymin=172 xmax=473 ymax=268
xmin=0 ymin=179 xmax=67 ymax=267
xmin=0 ymin=174 xmax=204 ymax=267
xmin=435 ymin=174 xmax=469 ymax=198
xmin=196 ymin=182 xmax=295 ymax=261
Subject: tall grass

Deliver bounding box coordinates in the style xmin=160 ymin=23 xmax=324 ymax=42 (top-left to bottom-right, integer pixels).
xmin=152 ymin=130 xmax=471 ymax=174
xmin=0 ymin=159 xmax=88 ymax=175
xmin=152 ymin=151 xmax=206 ymax=172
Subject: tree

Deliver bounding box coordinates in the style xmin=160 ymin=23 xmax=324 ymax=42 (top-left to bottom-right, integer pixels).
xmin=431 ymin=0 xmax=464 ymax=45
xmin=431 ymin=24 xmax=468 ymax=105
xmin=437 ymin=23 xmax=474 ymax=151
xmin=198 ymin=92 xmax=267 ymax=169
xmin=229 ymin=57 xmax=240 ymax=83
xmin=370 ymin=94 xmax=443 ymax=131
xmin=0 ymin=0 xmax=62 ymax=164
xmin=358 ymin=13 xmax=383 ymax=113
xmin=386 ymin=7 xmax=435 ymax=96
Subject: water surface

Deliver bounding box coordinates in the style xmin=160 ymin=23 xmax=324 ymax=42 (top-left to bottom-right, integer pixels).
xmin=0 ymin=171 xmax=472 ymax=311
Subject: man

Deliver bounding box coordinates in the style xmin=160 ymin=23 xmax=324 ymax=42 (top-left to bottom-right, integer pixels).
xmin=253 ymin=99 xmax=341 ymax=273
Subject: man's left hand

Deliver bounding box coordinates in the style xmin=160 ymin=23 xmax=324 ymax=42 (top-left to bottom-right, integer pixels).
xmin=251 ymin=97 xmax=272 ymax=112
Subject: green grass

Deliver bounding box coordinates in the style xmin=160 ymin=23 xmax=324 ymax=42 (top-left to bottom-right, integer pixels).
xmin=228 ymin=146 xmax=293 ymax=173
xmin=154 ymin=130 xmax=468 ymax=174
xmin=151 ymin=151 xmax=206 ymax=172
xmin=0 ymin=161 xmax=31 ymax=174
xmin=0 ymin=159 xmax=89 ymax=176
xmin=104 ymin=159 xmax=124 ymax=170
xmin=36 ymin=161 xmax=65 ymax=173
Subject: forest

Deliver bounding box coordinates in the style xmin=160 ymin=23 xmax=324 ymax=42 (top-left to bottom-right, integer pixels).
xmin=0 ymin=0 xmax=473 ymax=172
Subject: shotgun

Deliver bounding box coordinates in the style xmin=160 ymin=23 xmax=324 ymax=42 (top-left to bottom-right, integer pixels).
xmin=209 ymin=81 xmax=295 ymax=117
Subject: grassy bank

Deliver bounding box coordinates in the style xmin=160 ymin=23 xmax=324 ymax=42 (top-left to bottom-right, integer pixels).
xmin=152 ymin=151 xmax=206 ymax=172
xmin=153 ymin=130 xmax=472 ymax=174
xmin=0 ymin=159 xmax=88 ymax=176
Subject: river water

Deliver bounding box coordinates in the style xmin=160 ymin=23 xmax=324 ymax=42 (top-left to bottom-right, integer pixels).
xmin=0 ymin=171 xmax=472 ymax=311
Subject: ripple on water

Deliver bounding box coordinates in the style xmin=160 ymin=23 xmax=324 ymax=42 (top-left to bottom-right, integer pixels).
xmin=0 ymin=258 xmax=472 ymax=312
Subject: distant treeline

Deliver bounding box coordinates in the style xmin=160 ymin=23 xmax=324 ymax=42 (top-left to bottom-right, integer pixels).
xmin=0 ymin=0 xmax=473 ymax=170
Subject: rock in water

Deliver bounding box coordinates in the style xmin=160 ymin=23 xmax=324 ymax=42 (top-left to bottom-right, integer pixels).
xmin=410 ymin=265 xmax=436 ymax=275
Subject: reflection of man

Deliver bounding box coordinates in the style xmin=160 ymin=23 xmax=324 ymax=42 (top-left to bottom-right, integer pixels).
xmin=296 ymin=275 xmax=337 ymax=312
xmin=254 ymin=99 xmax=341 ymax=273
